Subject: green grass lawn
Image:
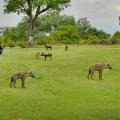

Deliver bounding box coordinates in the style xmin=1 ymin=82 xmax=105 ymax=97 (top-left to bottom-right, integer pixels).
xmin=0 ymin=45 xmax=120 ymax=120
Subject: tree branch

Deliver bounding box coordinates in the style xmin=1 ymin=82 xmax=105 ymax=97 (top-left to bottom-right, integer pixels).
xmin=32 ymin=5 xmax=50 ymax=28
xmin=38 ymin=5 xmax=50 ymax=14
xmin=26 ymin=0 xmax=32 ymax=16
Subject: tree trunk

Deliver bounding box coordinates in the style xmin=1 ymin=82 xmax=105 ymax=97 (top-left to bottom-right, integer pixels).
xmin=28 ymin=35 xmax=34 ymax=47
xmin=27 ymin=4 xmax=50 ymax=47
xmin=28 ymin=18 xmax=34 ymax=47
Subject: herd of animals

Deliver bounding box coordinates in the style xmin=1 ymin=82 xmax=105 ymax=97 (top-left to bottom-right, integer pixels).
xmin=2 ymin=44 xmax=112 ymax=88
xmin=3 ymin=45 xmax=27 ymax=50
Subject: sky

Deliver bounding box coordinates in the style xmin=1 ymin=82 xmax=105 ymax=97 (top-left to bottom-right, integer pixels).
xmin=0 ymin=0 xmax=120 ymax=35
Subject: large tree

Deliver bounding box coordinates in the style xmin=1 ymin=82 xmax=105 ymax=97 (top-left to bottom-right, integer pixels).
xmin=36 ymin=13 xmax=76 ymax=32
xmin=3 ymin=0 xmax=71 ymax=47
xmin=76 ymin=17 xmax=91 ymax=39
xmin=48 ymin=25 xmax=79 ymax=44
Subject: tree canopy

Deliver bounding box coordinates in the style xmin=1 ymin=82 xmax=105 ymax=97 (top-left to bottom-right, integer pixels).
xmin=3 ymin=0 xmax=71 ymax=46
xmin=36 ymin=13 xmax=76 ymax=32
xmin=48 ymin=25 xmax=80 ymax=44
xmin=4 ymin=0 xmax=71 ymax=15
xmin=76 ymin=17 xmax=91 ymax=39
xmin=0 ymin=10 xmax=114 ymax=45
xmin=110 ymin=31 xmax=120 ymax=44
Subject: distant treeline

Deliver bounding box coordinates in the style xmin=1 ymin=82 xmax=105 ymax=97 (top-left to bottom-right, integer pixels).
xmin=0 ymin=13 xmax=120 ymax=45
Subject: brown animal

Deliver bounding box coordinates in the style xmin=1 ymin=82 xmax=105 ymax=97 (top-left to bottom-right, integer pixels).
xmin=40 ymin=52 xmax=52 ymax=61
xmin=10 ymin=71 xmax=35 ymax=88
xmin=9 ymin=45 xmax=15 ymax=50
xmin=45 ymin=45 xmax=52 ymax=51
xmin=20 ymin=45 xmax=27 ymax=50
xmin=35 ymin=51 xmax=40 ymax=59
xmin=88 ymin=63 xmax=112 ymax=80
xmin=2 ymin=45 xmax=6 ymax=49
xmin=65 ymin=45 xmax=70 ymax=51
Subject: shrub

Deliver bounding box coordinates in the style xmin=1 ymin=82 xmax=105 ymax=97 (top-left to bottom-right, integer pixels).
xmin=49 ymin=40 xmax=57 ymax=44
xmin=15 ymin=42 xmax=28 ymax=46
xmin=34 ymin=36 xmax=50 ymax=45
xmin=110 ymin=37 xmax=120 ymax=44
xmin=34 ymin=40 xmax=44 ymax=45
xmin=87 ymin=36 xmax=99 ymax=44
xmin=61 ymin=36 xmax=73 ymax=44
xmin=79 ymin=40 xmax=88 ymax=45
xmin=65 ymin=39 xmax=73 ymax=44
xmin=88 ymin=39 xmax=99 ymax=44
xmin=6 ymin=39 xmax=15 ymax=46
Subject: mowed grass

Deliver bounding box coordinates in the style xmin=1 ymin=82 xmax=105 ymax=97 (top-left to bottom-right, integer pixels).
xmin=0 ymin=45 xmax=120 ymax=120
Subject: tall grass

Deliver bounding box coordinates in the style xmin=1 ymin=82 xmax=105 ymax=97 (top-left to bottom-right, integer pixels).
xmin=0 ymin=45 xmax=120 ymax=120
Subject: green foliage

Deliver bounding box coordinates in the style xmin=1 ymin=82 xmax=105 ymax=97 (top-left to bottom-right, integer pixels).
xmin=76 ymin=17 xmax=91 ymax=39
xmin=15 ymin=42 xmax=28 ymax=46
xmin=0 ymin=35 xmax=10 ymax=45
xmin=79 ymin=36 xmax=99 ymax=45
xmin=79 ymin=36 xmax=112 ymax=45
xmin=17 ymin=17 xmax=29 ymax=39
xmin=111 ymin=31 xmax=120 ymax=44
xmin=87 ymin=27 xmax=111 ymax=39
xmin=79 ymin=40 xmax=88 ymax=45
xmin=1 ymin=3 xmax=117 ymax=46
xmin=6 ymin=39 xmax=15 ymax=46
xmin=49 ymin=39 xmax=57 ymax=44
xmin=34 ymin=40 xmax=44 ymax=45
xmin=0 ymin=27 xmax=11 ymax=37
xmin=87 ymin=27 xmax=99 ymax=37
xmin=98 ymin=30 xmax=111 ymax=39
xmin=111 ymin=37 xmax=120 ymax=44
xmin=0 ymin=26 xmax=26 ymax=43
xmin=4 ymin=0 xmax=71 ymax=14
xmin=87 ymin=35 xmax=99 ymax=44
xmin=34 ymin=36 xmax=49 ymax=45
xmin=76 ymin=18 xmax=111 ymax=40
xmin=3 ymin=0 xmax=71 ymax=47
xmin=0 ymin=35 xmax=4 ymax=43
xmin=49 ymin=25 xmax=79 ymax=44
xmin=1 ymin=9 xmax=112 ymax=46
xmin=6 ymin=40 xmax=28 ymax=46
xmin=112 ymin=31 xmax=120 ymax=38
xmin=103 ymin=39 xmax=112 ymax=45
xmin=65 ymin=39 xmax=73 ymax=44
xmin=36 ymin=13 xmax=76 ymax=32
xmin=9 ymin=32 xmax=20 ymax=42
xmin=62 ymin=37 xmax=73 ymax=44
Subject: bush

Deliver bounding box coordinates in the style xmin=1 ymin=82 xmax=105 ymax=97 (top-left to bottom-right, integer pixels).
xmin=61 ymin=37 xmax=73 ymax=44
xmin=0 ymin=36 xmax=4 ymax=43
xmin=6 ymin=39 xmax=15 ymax=46
xmin=34 ymin=36 xmax=50 ymax=45
xmin=62 ymin=39 xmax=73 ymax=44
xmin=110 ymin=37 xmax=120 ymax=44
xmin=97 ymin=39 xmax=112 ymax=45
xmin=15 ymin=42 xmax=28 ymax=46
xmin=6 ymin=40 xmax=28 ymax=46
xmin=66 ymin=39 xmax=73 ymax=44
xmin=88 ymin=39 xmax=99 ymax=44
xmin=87 ymin=36 xmax=99 ymax=44
xmin=34 ymin=40 xmax=44 ymax=45
xmin=62 ymin=40 xmax=66 ymax=44
xmin=105 ymin=39 xmax=112 ymax=45
xmin=81 ymin=40 xmax=88 ymax=44
xmin=49 ymin=40 xmax=57 ymax=44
